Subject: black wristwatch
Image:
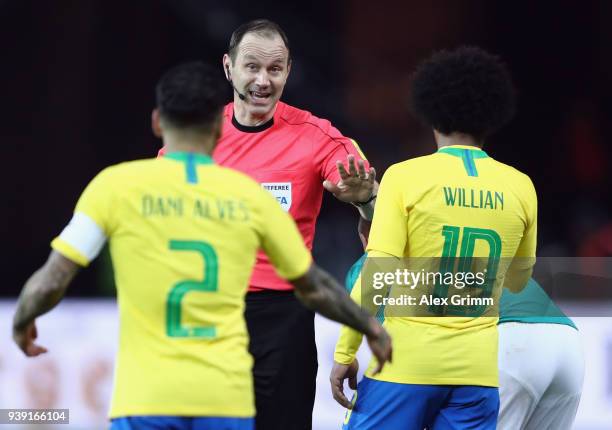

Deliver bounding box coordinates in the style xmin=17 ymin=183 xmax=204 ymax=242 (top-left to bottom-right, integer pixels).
xmin=352 ymin=193 xmax=377 ymax=207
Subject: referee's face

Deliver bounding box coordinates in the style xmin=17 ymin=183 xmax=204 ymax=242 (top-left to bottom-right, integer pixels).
xmin=228 ymin=33 xmax=291 ymax=118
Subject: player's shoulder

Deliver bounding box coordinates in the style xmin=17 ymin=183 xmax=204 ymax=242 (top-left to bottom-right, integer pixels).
xmin=213 ymin=164 xmax=274 ymax=201
xmin=489 ymin=158 xmax=532 ymax=181
xmin=277 ymin=101 xmax=344 ymax=140
xmin=384 ymin=154 xmax=438 ymax=177
xmin=486 ymin=157 xmax=536 ymax=192
xmin=78 ymin=159 xmax=160 ymax=200
xmin=214 ymin=163 xmax=260 ymax=186
xmin=105 ymin=156 xmax=258 ymax=188
xmin=381 ymin=152 xmax=474 ymax=188
xmin=94 ymin=158 xmax=159 ymax=182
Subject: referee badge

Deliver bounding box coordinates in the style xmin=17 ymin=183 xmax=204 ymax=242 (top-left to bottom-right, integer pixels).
xmin=261 ymin=182 xmax=292 ymax=212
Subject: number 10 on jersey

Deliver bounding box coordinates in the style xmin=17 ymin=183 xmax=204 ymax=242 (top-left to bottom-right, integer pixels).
xmin=432 ymin=225 xmax=502 ymax=316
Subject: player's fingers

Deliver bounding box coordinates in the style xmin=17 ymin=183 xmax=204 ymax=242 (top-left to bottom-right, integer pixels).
xmin=14 ymin=340 xmax=27 ymax=355
xmin=357 ymin=159 xmax=367 ymax=180
xmin=331 ymin=381 xmax=352 ymax=409
xmin=336 ymin=161 xmax=349 ymax=180
xmin=348 ymin=374 xmax=357 ymax=390
xmin=27 ymin=323 xmax=38 ymax=340
xmin=371 ymin=337 xmax=392 ymax=375
xmin=26 ymin=343 xmax=48 ymax=357
xmin=347 ymin=155 xmax=358 ymax=176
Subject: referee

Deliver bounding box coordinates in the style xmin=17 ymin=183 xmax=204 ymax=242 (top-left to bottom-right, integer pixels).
xmin=161 ymin=19 xmax=377 ymax=430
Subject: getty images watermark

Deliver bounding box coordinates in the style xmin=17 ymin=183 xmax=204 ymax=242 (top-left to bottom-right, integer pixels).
xmin=357 ymin=257 xmax=503 ymax=318
xmin=356 ymin=257 xmax=612 ymax=318
xmin=371 ymin=267 xmax=493 ymax=308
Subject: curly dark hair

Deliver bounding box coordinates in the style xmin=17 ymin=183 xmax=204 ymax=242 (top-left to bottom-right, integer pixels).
xmin=410 ymin=46 xmax=516 ymax=140
xmin=156 ymin=62 xmax=227 ymax=130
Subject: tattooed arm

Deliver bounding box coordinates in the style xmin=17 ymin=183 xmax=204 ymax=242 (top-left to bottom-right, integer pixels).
xmin=13 ymin=251 xmax=80 ymax=356
xmin=291 ymin=263 xmax=392 ymax=372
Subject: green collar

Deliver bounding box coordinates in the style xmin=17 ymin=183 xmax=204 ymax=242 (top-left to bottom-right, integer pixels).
xmin=164 ymin=151 xmax=214 ymax=165
xmin=437 ymin=146 xmax=488 ymax=177
xmin=437 ymin=146 xmax=488 ymax=159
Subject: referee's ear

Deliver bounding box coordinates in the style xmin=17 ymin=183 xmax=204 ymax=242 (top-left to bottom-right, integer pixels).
xmin=151 ymin=109 xmax=163 ymax=138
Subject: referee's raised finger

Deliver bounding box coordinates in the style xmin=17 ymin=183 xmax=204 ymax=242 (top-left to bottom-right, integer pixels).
xmin=336 ymin=160 xmax=349 ymax=179
xmin=357 ymin=159 xmax=367 ymax=179
xmin=347 ymin=155 xmax=358 ymax=176
xmin=368 ymin=167 xmax=376 ymax=183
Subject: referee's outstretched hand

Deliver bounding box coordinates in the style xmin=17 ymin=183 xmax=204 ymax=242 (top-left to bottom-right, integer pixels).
xmin=323 ymin=154 xmax=377 ymax=204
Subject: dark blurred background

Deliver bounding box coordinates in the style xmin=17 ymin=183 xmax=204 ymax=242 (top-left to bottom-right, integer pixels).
xmin=2 ymin=0 xmax=610 ymax=297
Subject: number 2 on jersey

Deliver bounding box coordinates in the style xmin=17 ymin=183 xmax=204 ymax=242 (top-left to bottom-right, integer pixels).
xmin=166 ymin=240 xmax=218 ymax=338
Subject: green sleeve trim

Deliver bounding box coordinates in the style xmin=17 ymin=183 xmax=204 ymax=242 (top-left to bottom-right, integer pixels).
xmin=345 ymin=253 xmax=385 ymax=323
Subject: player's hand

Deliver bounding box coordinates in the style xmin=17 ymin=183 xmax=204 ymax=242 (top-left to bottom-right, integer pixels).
xmin=365 ymin=319 xmax=392 ymax=375
xmin=13 ymin=321 xmax=48 ymax=357
xmin=323 ymin=155 xmax=377 ymax=204
xmin=330 ymin=359 xmax=359 ymax=409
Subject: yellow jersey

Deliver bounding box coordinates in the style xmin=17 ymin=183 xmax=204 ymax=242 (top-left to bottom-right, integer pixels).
xmin=335 ymin=145 xmax=537 ymax=387
xmin=51 ymin=152 xmax=311 ymax=417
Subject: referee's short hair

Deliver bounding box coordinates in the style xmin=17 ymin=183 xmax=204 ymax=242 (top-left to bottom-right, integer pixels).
xmin=410 ymin=46 xmax=516 ymax=140
xmin=228 ymin=19 xmax=290 ymax=63
xmin=155 ymin=62 xmax=227 ymax=131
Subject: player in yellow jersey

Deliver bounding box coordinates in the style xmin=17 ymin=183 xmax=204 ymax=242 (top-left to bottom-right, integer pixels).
xmin=12 ymin=62 xmax=391 ymax=430
xmin=331 ymin=47 xmax=537 ymax=429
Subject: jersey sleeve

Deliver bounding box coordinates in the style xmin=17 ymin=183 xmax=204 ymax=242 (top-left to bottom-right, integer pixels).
xmin=51 ymin=168 xmax=116 ymax=266
xmin=335 ymin=251 xmax=389 ymax=364
xmin=515 ymin=176 xmax=538 ymax=258
xmin=312 ymin=121 xmax=369 ymax=184
xmin=255 ymin=186 xmax=312 ymax=280
xmin=366 ymin=165 xmax=408 ymax=257
xmin=334 ymin=272 xmax=364 ymax=364
xmin=504 ymin=175 xmax=538 ymax=292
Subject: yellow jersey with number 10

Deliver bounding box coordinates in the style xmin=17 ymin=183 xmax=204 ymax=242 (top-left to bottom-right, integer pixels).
xmin=51 ymin=152 xmax=311 ymax=418
xmin=335 ymin=145 xmax=537 ymax=387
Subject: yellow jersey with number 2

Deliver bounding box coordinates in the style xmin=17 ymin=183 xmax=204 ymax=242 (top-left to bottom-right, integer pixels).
xmin=51 ymin=152 xmax=312 ymax=418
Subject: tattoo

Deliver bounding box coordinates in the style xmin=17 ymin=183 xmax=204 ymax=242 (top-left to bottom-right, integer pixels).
xmin=13 ymin=252 xmax=79 ymax=330
xmin=292 ymin=265 xmax=375 ymax=337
